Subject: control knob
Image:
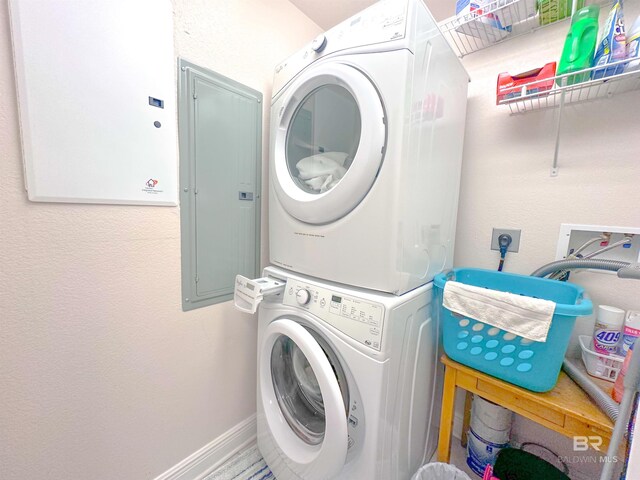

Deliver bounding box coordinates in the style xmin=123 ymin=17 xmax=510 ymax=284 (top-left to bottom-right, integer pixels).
xmin=311 ymin=34 xmax=327 ymax=52
xmin=296 ymin=289 xmax=311 ymax=306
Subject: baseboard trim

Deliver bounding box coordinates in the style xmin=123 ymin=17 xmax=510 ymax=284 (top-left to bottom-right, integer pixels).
xmin=153 ymin=414 xmax=257 ymax=480
xmin=155 ymin=409 xmax=461 ymax=479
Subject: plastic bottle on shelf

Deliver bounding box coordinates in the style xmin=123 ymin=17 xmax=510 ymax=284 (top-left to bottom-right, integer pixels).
xmin=612 ymin=342 xmax=634 ymax=402
xmin=538 ymin=0 xmax=585 ymax=26
xmin=592 ymin=305 xmax=625 ymax=355
xmin=619 ymin=311 xmax=640 ymax=356
xmin=556 ymin=4 xmax=600 ymax=86
xmin=626 ymin=15 xmax=640 ymax=71
xmin=592 ymin=0 xmax=627 ymax=79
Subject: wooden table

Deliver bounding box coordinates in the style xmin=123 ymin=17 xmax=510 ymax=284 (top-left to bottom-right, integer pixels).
xmin=437 ymin=354 xmax=615 ymax=463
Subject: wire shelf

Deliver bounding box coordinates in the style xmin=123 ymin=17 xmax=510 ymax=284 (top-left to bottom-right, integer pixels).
xmin=440 ymin=0 xmax=609 ymax=57
xmin=498 ymin=58 xmax=640 ymax=114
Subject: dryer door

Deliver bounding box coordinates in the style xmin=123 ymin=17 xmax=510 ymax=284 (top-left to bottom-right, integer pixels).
xmin=273 ymin=62 xmax=386 ymax=224
xmin=260 ymin=318 xmax=349 ymax=480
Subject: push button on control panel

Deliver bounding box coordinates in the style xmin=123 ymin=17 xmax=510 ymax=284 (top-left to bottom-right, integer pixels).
xmin=348 ymin=415 xmax=358 ymax=427
xmin=383 ymin=15 xmax=404 ymax=27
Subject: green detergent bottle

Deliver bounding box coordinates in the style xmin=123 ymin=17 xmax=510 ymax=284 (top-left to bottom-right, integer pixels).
xmin=556 ymin=4 xmax=600 ymax=85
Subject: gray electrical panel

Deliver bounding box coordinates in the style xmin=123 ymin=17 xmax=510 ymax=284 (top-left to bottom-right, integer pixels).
xmin=179 ymin=59 xmax=262 ymax=311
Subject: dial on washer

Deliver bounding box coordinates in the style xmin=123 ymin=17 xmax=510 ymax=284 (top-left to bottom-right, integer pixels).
xmin=296 ymin=289 xmax=311 ymax=305
xmin=311 ymin=34 xmax=327 ymax=52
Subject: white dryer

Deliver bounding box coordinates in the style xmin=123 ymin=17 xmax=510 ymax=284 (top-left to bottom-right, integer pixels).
xmin=256 ymin=266 xmax=441 ymax=480
xmin=269 ymin=0 xmax=469 ymax=295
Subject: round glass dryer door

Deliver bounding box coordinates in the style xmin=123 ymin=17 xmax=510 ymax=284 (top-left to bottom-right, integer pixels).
xmin=273 ymin=63 xmax=386 ymax=224
xmin=260 ymin=319 xmax=349 ymax=478
xmin=286 ymin=85 xmax=361 ymax=196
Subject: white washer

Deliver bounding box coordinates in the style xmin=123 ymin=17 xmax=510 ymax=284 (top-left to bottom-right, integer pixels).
xmin=269 ymin=0 xmax=469 ymax=295
xmin=256 ymin=266 xmax=441 ymax=480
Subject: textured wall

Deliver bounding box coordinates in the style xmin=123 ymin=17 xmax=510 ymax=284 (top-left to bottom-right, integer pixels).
xmin=0 ymin=1 xmax=320 ymax=479
xmin=454 ymin=4 xmax=640 ymax=478
xmin=3 ymin=0 xmax=640 ymax=478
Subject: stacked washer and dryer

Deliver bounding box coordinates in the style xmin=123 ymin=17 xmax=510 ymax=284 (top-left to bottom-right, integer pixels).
xmin=235 ymin=0 xmax=468 ymax=479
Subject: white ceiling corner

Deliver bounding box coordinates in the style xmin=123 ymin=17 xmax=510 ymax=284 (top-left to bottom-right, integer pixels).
xmin=288 ymin=0 xmax=455 ymax=30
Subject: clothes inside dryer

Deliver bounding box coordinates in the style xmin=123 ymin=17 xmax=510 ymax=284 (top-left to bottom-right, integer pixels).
xmin=286 ymin=84 xmax=361 ymax=194
xmin=270 ymin=328 xmax=350 ymax=446
xmin=296 ymin=152 xmax=349 ymax=194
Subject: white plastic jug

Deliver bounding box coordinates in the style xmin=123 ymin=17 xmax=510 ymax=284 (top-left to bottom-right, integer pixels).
xmin=627 ymin=15 xmax=640 ymax=71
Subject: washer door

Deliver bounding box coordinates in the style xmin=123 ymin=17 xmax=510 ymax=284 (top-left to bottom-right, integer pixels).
xmin=260 ymin=319 xmax=349 ymax=480
xmin=273 ymin=62 xmax=386 ymax=224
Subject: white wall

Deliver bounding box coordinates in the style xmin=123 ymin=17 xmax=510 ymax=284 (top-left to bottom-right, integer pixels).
xmin=0 ymin=1 xmax=320 ymax=479
xmin=454 ymin=4 xmax=640 ymax=478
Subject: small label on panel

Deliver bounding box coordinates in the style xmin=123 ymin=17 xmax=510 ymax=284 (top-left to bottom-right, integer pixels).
xmin=142 ymin=178 xmax=164 ymax=195
xmin=148 ymin=96 xmax=164 ymax=109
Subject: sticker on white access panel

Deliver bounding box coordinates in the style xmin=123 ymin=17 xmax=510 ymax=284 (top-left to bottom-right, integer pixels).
xmin=142 ymin=178 xmax=164 ymax=195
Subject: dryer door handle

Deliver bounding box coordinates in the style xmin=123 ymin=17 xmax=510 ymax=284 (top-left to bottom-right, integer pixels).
xmin=260 ymin=319 xmax=349 ymax=480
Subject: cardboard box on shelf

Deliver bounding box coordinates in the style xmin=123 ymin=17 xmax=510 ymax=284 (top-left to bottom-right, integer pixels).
xmin=496 ymin=62 xmax=557 ymax=104
xmin=455 ymin=0 xmax=512 ymax=41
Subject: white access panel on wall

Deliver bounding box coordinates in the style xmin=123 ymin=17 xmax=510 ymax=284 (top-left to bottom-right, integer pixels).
xmin=9 ymin=0 xmax=178 ymax=205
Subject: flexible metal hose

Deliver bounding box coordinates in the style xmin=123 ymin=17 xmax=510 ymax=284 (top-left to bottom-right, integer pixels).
xmin=562 ymin=358 xmax=619 ymax=422
xmin=531 ymin=259 xmax=630 ymax=278
xmin=600 ymin=345 xmax=640 ymax=480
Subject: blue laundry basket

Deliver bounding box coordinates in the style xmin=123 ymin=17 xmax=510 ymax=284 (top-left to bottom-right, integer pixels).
xmin=434 ymin=268 xmax=593 ymax=392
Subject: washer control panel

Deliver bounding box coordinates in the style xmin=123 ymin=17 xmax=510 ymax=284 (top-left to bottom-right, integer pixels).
xmin=283 ymin=279 xmax=385 ymax=351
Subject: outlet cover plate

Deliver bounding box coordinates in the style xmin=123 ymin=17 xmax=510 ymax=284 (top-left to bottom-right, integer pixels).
xmin=491 ymin=228 xmax=521 ymax=253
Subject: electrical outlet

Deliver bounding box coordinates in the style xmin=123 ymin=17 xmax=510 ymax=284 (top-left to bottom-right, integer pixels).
xmin=491 ymin=228 xmax=521 ymax=253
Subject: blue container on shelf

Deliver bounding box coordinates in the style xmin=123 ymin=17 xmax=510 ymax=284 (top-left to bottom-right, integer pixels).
xmin=434 ymin=268 xmax=593 ymax=392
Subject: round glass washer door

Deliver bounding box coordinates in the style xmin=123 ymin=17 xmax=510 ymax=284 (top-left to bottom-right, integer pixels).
xmin=272 ymin=62 xmax=386 ymax=225
xmin=260 ymin=319 xmax=349 ymax=478
xmin=270 ymin=325 xmax=349 ymax=445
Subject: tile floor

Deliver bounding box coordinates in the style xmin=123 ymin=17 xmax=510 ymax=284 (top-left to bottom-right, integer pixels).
xmin=206 ymin=438 xmax=476 ymax=480
xmin=204 ymin=444 xmax=273 ymax=480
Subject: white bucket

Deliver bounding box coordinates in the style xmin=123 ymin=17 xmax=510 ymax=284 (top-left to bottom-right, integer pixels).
xmin=471 ymin=395 xmax=513 ymax=432
xmin=466 ymin=395 xmax=513 ymax=477
xmin=466 ymin=428 xmax=509 ymax=477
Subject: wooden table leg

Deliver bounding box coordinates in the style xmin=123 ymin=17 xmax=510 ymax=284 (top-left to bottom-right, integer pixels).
xmin=461 ymin=391 xmax=473 ymax=448
xmin=437 ymin=365 xmax=458 ymax=463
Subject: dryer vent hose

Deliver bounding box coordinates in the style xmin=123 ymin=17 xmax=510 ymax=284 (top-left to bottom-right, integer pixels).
xmin=531 ymin=259 xmax=631 ymax=278
xmin=562 ymin=358 xmax=619 ymax=422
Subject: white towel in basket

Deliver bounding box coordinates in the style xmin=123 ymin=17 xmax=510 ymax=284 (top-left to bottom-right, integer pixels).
xmin=443 ymin=281 xmax=556 ymax=342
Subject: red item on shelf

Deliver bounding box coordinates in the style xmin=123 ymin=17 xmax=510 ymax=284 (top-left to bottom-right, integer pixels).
xmin=496 ymin=62 xmax=557 ymax=105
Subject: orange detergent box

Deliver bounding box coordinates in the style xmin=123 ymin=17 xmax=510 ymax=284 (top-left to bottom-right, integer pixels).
xmin=496 ymin=62 xmax=557 ymax=104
